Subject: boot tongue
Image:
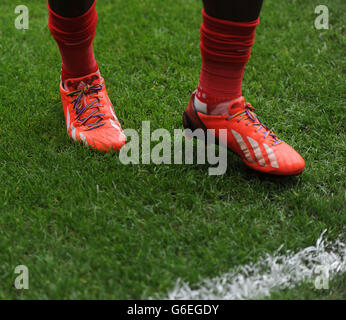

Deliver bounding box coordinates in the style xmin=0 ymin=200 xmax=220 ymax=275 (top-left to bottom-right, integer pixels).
xmin=228 ymin=96 xmax=246 ymax=116
xmin=64 ymin=71 xmax=101 ymax=91
xmin=64 ymin=71 xmax=103 ymax=127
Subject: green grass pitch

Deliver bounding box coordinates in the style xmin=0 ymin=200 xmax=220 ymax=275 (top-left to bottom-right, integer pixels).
xmin=0 ymin=0 xmax=345 ymax=299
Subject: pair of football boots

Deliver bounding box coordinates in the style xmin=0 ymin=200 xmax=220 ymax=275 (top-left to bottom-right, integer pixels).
xmin=60 ymin=72 xmax=305 ymax=175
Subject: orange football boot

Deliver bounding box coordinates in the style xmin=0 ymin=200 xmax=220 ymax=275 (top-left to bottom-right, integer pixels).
xmin=60 ymin=71 xmax=126 ymax=152
xmin=183 ymin=91 xmax=305 ymax=175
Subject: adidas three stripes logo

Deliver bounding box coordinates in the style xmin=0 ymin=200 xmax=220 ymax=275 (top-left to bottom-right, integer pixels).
xmin=231 ymin=129 xmax=279 ymax=168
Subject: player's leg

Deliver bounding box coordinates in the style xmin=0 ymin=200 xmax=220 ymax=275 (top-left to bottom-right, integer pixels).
xmin=183 ymin=0 xmax=305 ymax=175
xmin=48 ymin=0 xmax=95 ymax=18
xmin=202 ymin=0 xmax=263 ymax=22
xmin=196 ymin=0 xmax=263 ymax=111
xmin=48 ymin=0 xmax=126 ymax=152
xmin=48 ymin=0 xmax=98 ymax=81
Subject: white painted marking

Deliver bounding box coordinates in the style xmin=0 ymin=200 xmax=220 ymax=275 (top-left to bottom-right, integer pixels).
xmin=160 ymin=231 xmax=346 ymax=300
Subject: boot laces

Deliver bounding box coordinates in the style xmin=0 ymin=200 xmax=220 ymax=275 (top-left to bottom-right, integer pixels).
xmin=67 ymin=83 xmax=105 ymax=131
xmin=226 ymin=102 xmax=282 ymax=145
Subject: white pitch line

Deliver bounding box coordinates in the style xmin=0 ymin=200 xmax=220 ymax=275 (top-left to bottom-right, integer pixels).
xmin=161 ymin=230 xmax=346 ymax=300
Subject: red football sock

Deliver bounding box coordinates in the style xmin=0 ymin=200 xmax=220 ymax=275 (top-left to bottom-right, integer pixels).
xmin=197 ymin=9 xmax=259 ymax=112
xmin=48 ymin=0 xmax=98 ymax=81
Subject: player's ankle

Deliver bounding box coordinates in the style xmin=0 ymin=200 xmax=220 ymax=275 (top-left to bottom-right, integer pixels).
xmin=61 ymin=68 xmax=101 ymax=89
xmin=194 ymin=89 xmax=241 ymax=115
xmin=61 ymin=67 xmax=99 ymax=80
